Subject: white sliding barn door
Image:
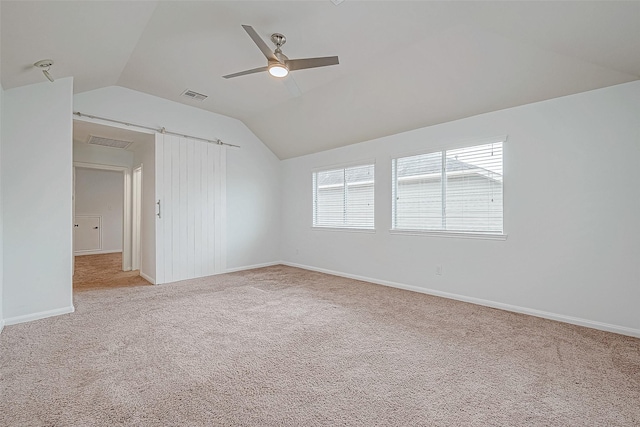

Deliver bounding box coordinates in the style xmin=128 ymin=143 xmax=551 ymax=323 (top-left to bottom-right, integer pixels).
xmin=155 ymin=134 xmax=226 ymax=284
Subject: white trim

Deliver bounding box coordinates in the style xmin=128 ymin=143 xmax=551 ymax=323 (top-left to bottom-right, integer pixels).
xmin=139 ymin=271 xmax=156 ymax=285
xmin=389 ymin=229 xmax=507 ymax=241
xmin=123 ymin=167 xmax=132 ymax=272
xmin=74 ymin=161 xmax=130 ymax=172
xmin=0 ymin=320 xmax=4 ymax=334
xmin=312 ymin=158 xmax=377 ymax=173
xmin=389 ymin=134 xmax=508 ymax=162
xmin=132 ymin=165 xmax=143 ymax=271
xmin=281 ymin=261 xmax=640 ymax=339
xmin=225 ymin=261 xmax=281 ymax=273
xmin=312 ymin=227 xmax=376 ymax=234
xmin=74 ymin=249 xmax=122 ymax=256
xmin=4 ymin=305 xmax=75 ymax=326
xmin=74 ymin=161 xmax=132 ymax=272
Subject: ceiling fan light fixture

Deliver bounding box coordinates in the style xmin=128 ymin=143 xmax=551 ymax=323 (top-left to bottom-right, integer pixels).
xmin=268 ymin=63 xmax=289 ymax=78
xmin=222 ymin=25 xmax=339 ymax=81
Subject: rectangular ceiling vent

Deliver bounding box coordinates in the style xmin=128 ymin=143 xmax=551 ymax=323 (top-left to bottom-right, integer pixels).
xmin=181 ymin=89 xmax=208 ymax=101
xmin=87 ymin=135 xmax=132 ymax=150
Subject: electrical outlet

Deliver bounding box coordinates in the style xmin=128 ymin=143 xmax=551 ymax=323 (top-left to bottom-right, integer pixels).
xmin=435 ymin=265 xmax=442 ymax=276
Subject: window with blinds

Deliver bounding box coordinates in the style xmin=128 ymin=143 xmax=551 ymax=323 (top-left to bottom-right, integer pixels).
xmin=313 ymin=164 xmax=375 ymax=229
xmin=392 ymin=140 xmax=503 ymax=233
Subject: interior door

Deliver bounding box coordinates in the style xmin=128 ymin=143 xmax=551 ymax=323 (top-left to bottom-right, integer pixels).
xmin=74 ymin=215 xmax=101 ymax=252
xmin=155 ymin=133 xmax=226 ymax=284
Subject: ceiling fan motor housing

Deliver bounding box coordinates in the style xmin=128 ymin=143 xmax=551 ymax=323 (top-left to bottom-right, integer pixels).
xmin=271 ymin=33 xmax=286 ymax=48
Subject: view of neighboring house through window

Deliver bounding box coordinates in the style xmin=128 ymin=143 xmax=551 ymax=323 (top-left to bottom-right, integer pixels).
xmin=313 ymin=164 xmax=375 ymax=229
xmin=392 ymin=140 xmax=503 ymax=233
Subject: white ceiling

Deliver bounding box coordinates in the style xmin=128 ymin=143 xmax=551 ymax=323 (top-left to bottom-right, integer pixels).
xmin=2 ymin=1 xmax=639 ymax=159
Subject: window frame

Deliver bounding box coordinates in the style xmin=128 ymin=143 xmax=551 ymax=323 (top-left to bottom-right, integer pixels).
xmin=312 ymin=160 xmax=376 ymax=232
xmin=391 ymin=137 xmax=507 ymax=240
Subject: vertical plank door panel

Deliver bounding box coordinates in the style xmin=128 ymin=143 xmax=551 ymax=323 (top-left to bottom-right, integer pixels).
xmin=155 ymin=134 xmax=165 ymax=284
xmin=156 ymin=135 xmax=225 ymax=283
xmin=187 ymin=137 xmax=196 ymax=279
xmin=194 ymin=140 xmax=203 ymax=278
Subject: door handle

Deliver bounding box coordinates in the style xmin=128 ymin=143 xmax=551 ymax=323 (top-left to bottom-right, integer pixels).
xmin=93 ymin=226 xmax=99 ymax=229
xmin=74 ymin=224 xmax=79 ymax=227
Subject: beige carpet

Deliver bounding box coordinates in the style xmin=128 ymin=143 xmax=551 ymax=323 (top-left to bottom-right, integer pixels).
xmin=74 ymin=253 xmax=151 ymax=291
xmin=1 ymin=265 xmax=638 ymax=426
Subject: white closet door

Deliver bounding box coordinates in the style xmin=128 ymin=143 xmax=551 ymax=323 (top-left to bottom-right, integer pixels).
xmin=155 ymin=134 xmax=226 ymax=284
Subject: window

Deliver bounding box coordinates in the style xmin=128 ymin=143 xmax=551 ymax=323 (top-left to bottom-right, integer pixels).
xmin=313 ymin=164 xmax=375 ymax=229
xmin=392 ymin=140 xmax=503 ymax=234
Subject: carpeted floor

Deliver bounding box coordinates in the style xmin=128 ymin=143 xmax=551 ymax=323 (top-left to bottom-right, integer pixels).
xmin=74 ymin=253 xmax=151 ymax=291
xmin=1 ymin=265 xmax=639 ymax=426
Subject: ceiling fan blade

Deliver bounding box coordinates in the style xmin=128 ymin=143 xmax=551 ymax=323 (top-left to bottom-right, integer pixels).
xmin=223 ymin=66 xmax=268 ymax=79
xmin=282 ymin=75 xmax=302 ymax=97
xmin=286 ymin=56 xmax=339 ymax=71
xmin=242 ymin=25 xmax=277 ymax=62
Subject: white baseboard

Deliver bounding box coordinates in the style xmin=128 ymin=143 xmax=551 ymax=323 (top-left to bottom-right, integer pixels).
xmin=225 ymin=261 xmax=281 ymax=273
xmin=4 ymin=305 xmax=75 ymax=327
xmin=0 ymin=319 xmax=4 ymax=335
xmin=74 ymin=249 xmax=122 ymax=256
xmin=139 ymin=271 xmax=155 ymax=285
xmin=282 ymin=261 xmax=640 ymax=339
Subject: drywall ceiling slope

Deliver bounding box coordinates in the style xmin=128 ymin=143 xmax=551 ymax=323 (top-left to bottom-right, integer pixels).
xmin=115 ymin=1 xmax=358 ymax=120
xmin=2 ymin=1 xmax=639 ymax=159
xmin=114 ymin=1 xmax=640 ymax=159
xmin=247 ymin=24 xmax=638 ymax=159
xmin=0 ymin=1 xmax=157 ymax=93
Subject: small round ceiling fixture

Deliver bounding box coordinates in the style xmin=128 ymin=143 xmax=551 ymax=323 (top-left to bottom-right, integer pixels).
xmin=34 ymin=59 xmax=55 ymax=82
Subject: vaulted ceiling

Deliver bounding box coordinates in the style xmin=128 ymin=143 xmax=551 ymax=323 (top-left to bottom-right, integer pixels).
xmin=2 ymin=1 xmax=639 ymax=159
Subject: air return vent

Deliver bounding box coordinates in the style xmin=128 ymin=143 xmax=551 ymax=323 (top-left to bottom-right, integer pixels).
xmin=181 ymin=89 xmax=208 ymax=101
xmin=87 ymin=135 xmax=132 ymax=150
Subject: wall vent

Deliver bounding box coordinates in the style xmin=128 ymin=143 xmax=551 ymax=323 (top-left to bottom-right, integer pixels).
xmin=181 ymin=89 xmax=208 ymax=101
xmin=87 ymin=135 xmax=132 ymax=150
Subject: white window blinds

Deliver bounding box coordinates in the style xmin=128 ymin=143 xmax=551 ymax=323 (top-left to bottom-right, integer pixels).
xmin=313 ymin=164 xmax=375 ymax=229
xmin=393 ymin=141 xmax=503 ymax=233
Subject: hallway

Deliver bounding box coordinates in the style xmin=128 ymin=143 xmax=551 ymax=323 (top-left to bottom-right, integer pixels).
xmin=74 ymin=253 xmax=151 ymax=291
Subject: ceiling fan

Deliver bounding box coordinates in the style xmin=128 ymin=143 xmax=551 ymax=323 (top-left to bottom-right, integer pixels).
xmin=223 ymin=25 xmax=339 ymax=79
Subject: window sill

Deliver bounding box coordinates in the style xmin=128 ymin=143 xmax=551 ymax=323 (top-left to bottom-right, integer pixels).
xmin=312 ymin=227 xmax=376 ymax=234
xmin=389 ymin=229 xmax=507 ymax=241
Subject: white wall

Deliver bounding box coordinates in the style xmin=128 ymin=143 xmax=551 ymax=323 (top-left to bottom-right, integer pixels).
xmin=74 ymin=86 xmax=281 ymax=271
xmin=74 ymin=168 xmax=124 ymax=253
xmin=0 ymin=83 xmax=4 ymax=332
xmin=2 ymin=78 xmax=74 ymax=323
xmin=131 ymin=140 xmax=155 ymax=282
xmin=0 ymin=5 xmax=3 ymax=332
xmin=73 ymin=140 xmax=133 ymax=168
xmin=281 ymin=81 xmax=640 ymax=337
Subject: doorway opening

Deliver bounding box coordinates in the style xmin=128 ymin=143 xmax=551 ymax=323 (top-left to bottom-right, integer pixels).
xmin=72 ymin=119 xmax=155 ymax=291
